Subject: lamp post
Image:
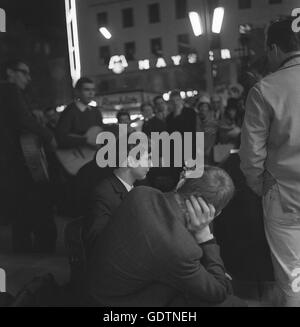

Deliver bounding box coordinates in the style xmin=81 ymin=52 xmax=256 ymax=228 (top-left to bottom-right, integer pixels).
xmin=189 ymin=1 xmax=224 ymax=94
xmin=202 ymin=0 xmax=214 ymax=94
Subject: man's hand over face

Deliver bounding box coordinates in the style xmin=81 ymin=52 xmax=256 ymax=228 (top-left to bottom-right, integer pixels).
xmin=185 ymin=196 xmax=215 ymax=243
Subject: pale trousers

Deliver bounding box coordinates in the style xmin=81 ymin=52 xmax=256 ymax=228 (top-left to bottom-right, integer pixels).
xmin=263 ymin=184 xmax=300 ymax=307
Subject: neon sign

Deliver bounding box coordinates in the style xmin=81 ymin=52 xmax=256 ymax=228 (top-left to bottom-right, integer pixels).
xmin=0 ymin=268 xmax=5 ymax=292
xmin=65 ymin=0 xmax=81 ymax=86
xmin=0 ymin=8 xmax=6 ymax=32
xmin=109 ymin=53 xmax=199 ymax=74
xmin=109 ymin=55 xmax=128 ymax=74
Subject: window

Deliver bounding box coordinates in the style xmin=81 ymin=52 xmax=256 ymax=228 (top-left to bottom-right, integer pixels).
xmin=148 ymin=3 xmax=160 ymax=23
xmin=122 ymin=8 xmax=134 ymax=28
xmin=150 ymin=37 xmax=163 ymax=57
xmin=97 ymin=12 xmax=108 ymax=27
xmin=175 ymin=0 xmax=187 ymax=19
xmin=99 ymin=46 xmax=111 ymax=65
xmin=124 ymin=42 xmax=136 ymax=61
xmin=177 ymin=34 xmax=190 ymax=54
xmin=269 ymin=0 xmax=282 ymax=4
xmin=238 ymin=0 xmax=251 ymax=9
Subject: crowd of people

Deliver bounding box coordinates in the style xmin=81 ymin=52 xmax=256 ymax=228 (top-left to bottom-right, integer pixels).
xmin=1 ymin=16 xmax=300 ymax=307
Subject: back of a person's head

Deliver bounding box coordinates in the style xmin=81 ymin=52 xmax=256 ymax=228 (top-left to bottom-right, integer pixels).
xmin=177 ymin=166 xmax=235 ymax=213
xmin=153 ymin=95 xmax=164 ymax=104
xmin=267 ymin=17 xmax=300 ymax=53
xmin=140 ymin=102 xmax=153 ymax=111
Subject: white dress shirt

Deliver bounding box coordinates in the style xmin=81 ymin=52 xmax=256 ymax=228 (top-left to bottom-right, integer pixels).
xmin=114 ymin=173 xmax=134 ymax=192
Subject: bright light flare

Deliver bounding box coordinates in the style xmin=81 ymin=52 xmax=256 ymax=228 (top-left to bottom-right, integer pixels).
xmin=189 ymin=11 xmax=203 ymax=36
xmin=212 ymin=7 xmax=224 ymax=34
xmin=99 ymin=27 xmax=112 ymax=39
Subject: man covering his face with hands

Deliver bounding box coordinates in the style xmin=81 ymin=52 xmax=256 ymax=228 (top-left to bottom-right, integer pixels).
xmin=87 ymin=166 xmax=245 ymax=307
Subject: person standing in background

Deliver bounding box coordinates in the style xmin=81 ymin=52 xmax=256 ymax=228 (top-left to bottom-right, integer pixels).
xmin=55 ymin=77 xmax=103 ymax=149
xmin=240 ymin=18 xmax=300 ymax=306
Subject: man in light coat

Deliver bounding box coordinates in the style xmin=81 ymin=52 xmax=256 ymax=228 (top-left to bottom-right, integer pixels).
xmin=240 ymin=17 xmax=300 ymax=306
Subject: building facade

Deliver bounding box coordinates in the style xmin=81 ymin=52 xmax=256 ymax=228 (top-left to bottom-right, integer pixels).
xmin=73 ymin=0 xmax=299 ymax=94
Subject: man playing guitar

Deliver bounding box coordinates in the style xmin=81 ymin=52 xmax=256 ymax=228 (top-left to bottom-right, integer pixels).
xmin=2 ymin=59 xmax=57 ymax=253
xmin=55 ymin=77 xmax=103 ymax=176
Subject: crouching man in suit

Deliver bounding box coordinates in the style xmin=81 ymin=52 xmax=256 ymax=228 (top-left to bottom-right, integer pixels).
xmin=87 ymin=166 xmax=246 ymax=307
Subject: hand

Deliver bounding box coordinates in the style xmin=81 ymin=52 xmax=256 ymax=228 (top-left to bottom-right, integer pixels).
xmin=185 ymin=196 xmax=215 ymax=237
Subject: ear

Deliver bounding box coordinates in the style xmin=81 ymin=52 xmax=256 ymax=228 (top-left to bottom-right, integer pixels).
xmin=127 ymin=155 xmax=137 ymax=168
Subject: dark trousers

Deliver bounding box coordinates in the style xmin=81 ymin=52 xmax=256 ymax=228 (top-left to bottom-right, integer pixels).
xmin=11 ymin=181 xmax=57 ymax=254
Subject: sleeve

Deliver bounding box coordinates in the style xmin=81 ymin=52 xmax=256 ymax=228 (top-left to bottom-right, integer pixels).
xmin=240 ymin=86 xmax=271 ymax=196
xmin=160 ymin=242 xmax=229 ymax=304
xmin=85 ymin=186 xmax=113 ymax=245
xmin=13 ymin=87 xmax=54 ymax=145
xmin=55 ymin=107 xmax=87 ymax=148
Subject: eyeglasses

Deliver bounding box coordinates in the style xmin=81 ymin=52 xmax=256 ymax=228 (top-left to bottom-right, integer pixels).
xmin=14 ymin=68 xmax=31 ymax=76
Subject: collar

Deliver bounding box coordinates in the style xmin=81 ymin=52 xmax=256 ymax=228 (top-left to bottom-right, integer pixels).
xmin=75 ymin=100 xmax=90 ymax=112
xmin=113 ymin=173 xmax=133 ymax=192
xmin=279 ymin=53 xmax=300 ymax=70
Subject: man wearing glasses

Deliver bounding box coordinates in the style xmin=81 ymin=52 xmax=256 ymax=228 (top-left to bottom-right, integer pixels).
xmin=1 ymin=59 xmax=57 ymax=253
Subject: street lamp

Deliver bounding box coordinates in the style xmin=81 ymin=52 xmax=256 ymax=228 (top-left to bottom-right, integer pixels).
xmin=189 ymin=3 xmax=224 ymax=93
xmin=99 ymin=27 xmax=112 ymax=39
xmin=189 ymin=12 xmax=203 ymax=36
xmin=212 ymin=7 xmax=224 ymax=34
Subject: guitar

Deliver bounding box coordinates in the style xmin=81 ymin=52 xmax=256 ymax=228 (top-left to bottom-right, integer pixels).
xmin=56 ymin=126 xmax=103 ymax=176
xmin=20 ymin=132 xmax=50 ymax=183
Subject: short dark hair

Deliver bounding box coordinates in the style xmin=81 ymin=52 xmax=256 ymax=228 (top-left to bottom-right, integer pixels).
xmin=177 ymin=166 xmax=235 ymax=213
xmin=5 ymin=59 xmax=28 ymax=70
xmin=116 ymin=109 xmax=130 ymax=122
xmin=4 ymin=59 xmax=29 ymax=77
xmin=169 ymin=89 xmax=181 ymax=99
xmin=266 ymin=17 xmax=300 ymax=53
xmin=153 ymin=95 xmax=164 ymax=105
xmin=75 ymin=77 xmax=94 ymax=90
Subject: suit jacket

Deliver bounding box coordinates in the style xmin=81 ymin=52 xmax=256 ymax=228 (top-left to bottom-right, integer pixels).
xmin=240 ymin=55 xmax=300 ymax=214
xmin=83 ymin=174 xmax=129 ymax=252
xmin=87 ymin=186 xmax=230 ymax=307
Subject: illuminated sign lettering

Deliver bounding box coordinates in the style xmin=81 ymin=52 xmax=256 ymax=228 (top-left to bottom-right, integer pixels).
xmin=65 ymin=0 xmax=81 ymax=86
xmin=0 ymin=8 xmax=6 ymax=32
xmin=109 ymin=55 xmax=128 ymax=74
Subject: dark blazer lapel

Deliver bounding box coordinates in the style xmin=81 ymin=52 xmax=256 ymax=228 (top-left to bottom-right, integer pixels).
xmin=110 ymin=174 xmax=129 ymax=200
